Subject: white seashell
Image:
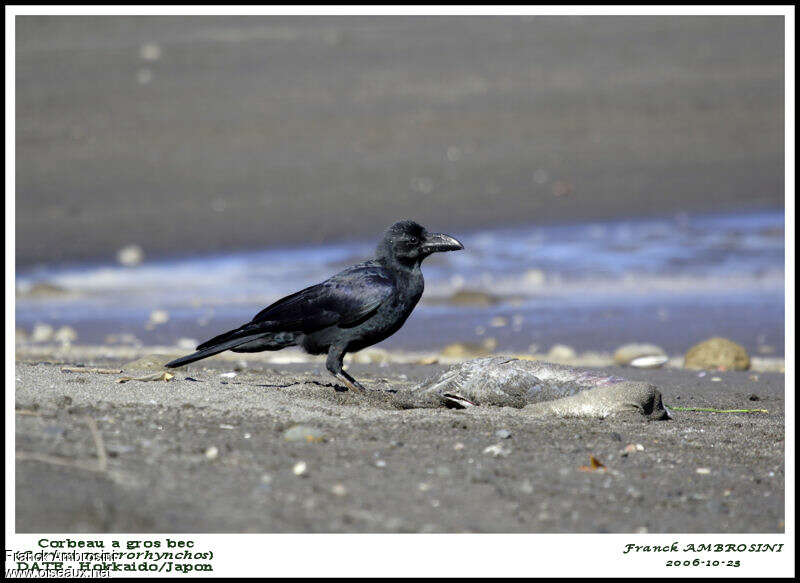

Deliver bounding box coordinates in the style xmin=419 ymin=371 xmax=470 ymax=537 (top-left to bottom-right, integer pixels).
xmin=629 ymin=355 xmax=669 ymax=369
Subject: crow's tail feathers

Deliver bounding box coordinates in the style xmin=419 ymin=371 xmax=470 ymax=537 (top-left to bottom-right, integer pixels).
xmin=196 ymin=325 xmax=254 ymax=351
xmin=164 ymin=334 xmax=262 ymax=368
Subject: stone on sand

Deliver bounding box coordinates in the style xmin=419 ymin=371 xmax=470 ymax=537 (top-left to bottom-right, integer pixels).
xmin=446 ymin=289 xmax=499 ymax=306
xmin=31 ymin=323 xmax=55 ymax=343
xmin=684 ymin=337 xmax=750 ymax=371
xmin=546 ymin=344 xmax=577 ymax=361
xmin=117 ymin=244 xmax=145 ymax=267
xmin=351 ymin=347 xmax=391 ymax=364
xmin=16 ymin=328 xmax=29 ymax=344
xmin=53 ymin=326 xmax=78 ymax=344
xmin=19 ymin=282 xmax=69 ymax=297
xmin=441 ymin=338 xmax=497 ymax=359
xmin=283 ymin=425 xmax=326 ymax=443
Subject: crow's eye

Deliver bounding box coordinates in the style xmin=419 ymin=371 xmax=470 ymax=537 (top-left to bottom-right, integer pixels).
xmin=408 ymin=237 xmax=418 ymax=245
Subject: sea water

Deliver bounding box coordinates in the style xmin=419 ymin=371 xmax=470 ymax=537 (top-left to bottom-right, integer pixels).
xmin=15 ymin=210 xmax=785 ymax=355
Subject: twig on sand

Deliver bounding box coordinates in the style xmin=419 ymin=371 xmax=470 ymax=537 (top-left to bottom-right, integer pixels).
xmin=15 ymin=409 xmax=42 ymax=416
xmin=15 ymin=415 xmax=109 ymax=473
xmin=84 ymin=415 xmax=108 ymax=472
xmin=15 ymin=451 xmax=104 ymax=472
xmin=61 ymin=366 xmax=123 ymax=374
xmin=670 ymin=406 xmax=769 ymax=414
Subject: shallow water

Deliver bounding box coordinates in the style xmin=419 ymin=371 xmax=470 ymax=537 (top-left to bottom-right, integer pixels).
xmin=16 ymin=210 xmax=785 ymax=356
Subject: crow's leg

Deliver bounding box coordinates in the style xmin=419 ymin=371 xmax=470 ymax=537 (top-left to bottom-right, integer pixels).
xmin=326 ymin=345 xmax=367 ymax=393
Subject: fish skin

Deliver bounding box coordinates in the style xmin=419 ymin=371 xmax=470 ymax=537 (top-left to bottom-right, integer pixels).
xmin=400 ymin=357 xmax=670 ymax=419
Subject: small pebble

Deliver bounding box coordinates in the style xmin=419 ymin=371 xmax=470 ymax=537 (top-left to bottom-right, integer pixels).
xmin=139 ymin=42 xmax=162 ymax=61
xmin=696 ymin=467 xmax=711 ymax=475
xmin=31 ymin=323 xmax=55 ymax=343
xmin=331 ymin=483 xmax=347 ymax=497
xmin=220 ymin=372 xmax=237 ymax=378
xmin=283 ymin=425 xmax=326 ymax=443
xmin=524 ymin=269 xmax=545 ymax=286
xmin=627 ymin=486 xmax=643 ymax=500
xmin=375 ymin=459 xmax=387 ymax=468
xmin=547 ymin=344 xmax=577 ymax=361
xmin=117 ymin=244 xmax=144 ymax=266
xmin=494 ymin=429 xmax=512 ymax=439
xmin=293 ymin=461 xmax=307 ymax=476
xmin=148 ymin=310 xmax=169 ymax=325
xmin=483 ymin=443 xmax=511 ymax=457
xmin=205 ymin=446 xmax=219 ymax=460
xmin=453 ymin=442 xmax=465 ymax=451
xmin=53 ymin=326 xmax=78 ymax=344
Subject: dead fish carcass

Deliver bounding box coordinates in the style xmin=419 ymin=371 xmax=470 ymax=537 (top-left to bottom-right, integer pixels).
xmin=399 ymin=357 xmax=670 ymax=420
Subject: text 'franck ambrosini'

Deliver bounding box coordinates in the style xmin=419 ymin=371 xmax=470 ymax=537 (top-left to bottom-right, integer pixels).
xmin=623 ymin=543 xmax=784 ymax=554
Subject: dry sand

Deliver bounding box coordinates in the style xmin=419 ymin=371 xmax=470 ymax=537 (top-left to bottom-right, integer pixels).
xmin=14 ymin=346 xmax=785 ymax=533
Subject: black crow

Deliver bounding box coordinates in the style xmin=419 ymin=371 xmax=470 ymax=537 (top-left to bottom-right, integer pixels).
xmin=165 ymin=220 xmax=463 ymax=392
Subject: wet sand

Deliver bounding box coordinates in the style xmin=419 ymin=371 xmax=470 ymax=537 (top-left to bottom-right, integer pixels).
xmin=14 ymin=346 xmax=785 ymax=533
xmin=15 ymin=16 xmax=784 ymax=266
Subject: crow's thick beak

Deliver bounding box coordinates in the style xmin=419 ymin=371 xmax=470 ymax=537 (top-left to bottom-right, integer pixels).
xmin=422 ymin=233 xmax=464 ymax=254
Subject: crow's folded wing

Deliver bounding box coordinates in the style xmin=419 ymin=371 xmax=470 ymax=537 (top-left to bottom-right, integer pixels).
xmin=249 ymin=264 xmax=395 ymax=332
xmin=195 ymin=264 xmax=395 ymax=351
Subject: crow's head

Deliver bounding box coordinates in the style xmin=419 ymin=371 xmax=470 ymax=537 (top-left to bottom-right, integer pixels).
xmin=377 ymin=220 xmax=463 ymax=265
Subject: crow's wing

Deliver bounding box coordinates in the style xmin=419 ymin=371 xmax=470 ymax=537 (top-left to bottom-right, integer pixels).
xmin=196 ymin=264 xmax=394 ymax=351
xmin=197 ymin=262 xmax=395 ymax=350
xmin=256 ymin=263 xmax=395 ymax=330
xmin=249 ymin=263 xmax=395 ymax=332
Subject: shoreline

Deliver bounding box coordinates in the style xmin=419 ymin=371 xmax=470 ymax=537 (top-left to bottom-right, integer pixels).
xmin=14 ymin=343 xmax=787 ymax=373
xmin=15 ymin=202 xmax=784 ymax=270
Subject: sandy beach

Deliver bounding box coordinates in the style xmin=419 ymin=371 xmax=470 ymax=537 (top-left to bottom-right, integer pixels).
xmin=14 ymin=345 xmax=785 ymax=533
